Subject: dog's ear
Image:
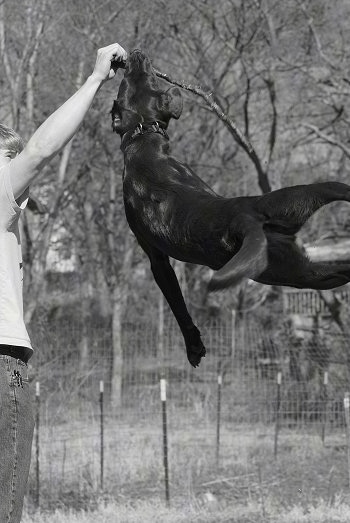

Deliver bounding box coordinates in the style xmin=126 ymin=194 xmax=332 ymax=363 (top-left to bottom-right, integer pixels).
xmin=164 ymin=87 xmax=183 ymax=119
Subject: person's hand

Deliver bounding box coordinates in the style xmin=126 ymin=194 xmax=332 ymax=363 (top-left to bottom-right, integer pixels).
xmin=91 ymin=43 xmax=127 ymax=83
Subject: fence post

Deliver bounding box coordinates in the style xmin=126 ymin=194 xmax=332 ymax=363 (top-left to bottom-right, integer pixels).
xmin=216 ymin=373 xmax=222 ymax=469
xmin=35 ymin=381 xmax=40 ymax=508
xmin=321 ymin=371 xmax=328 ymax=445
xmin=274 ymin=371 xmax=282 ymax=459
xmin=344 ymin=392 xmax=350 ymax=487
xmin=99 ymin=380 xmax=104 ymax=490
xmin=160 ymin=378 xmax=170 ymax=506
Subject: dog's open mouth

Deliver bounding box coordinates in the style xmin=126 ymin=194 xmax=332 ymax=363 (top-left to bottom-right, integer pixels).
xmin=112 ymin=115 xmax=120 ymax=132
xmin=111 ymin=57 xmax=127 ymax=73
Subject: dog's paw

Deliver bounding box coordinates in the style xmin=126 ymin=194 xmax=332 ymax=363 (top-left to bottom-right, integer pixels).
xmin=185 ymin=325 xmax=206 ymax=368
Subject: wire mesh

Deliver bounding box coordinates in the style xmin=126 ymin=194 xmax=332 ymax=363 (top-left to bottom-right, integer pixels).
xmin=23 ymin=302 xmax=350 ymax=510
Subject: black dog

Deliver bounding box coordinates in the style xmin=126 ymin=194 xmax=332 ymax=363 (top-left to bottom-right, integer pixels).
xmin=111 ymin=49 xmax=350 ymax=367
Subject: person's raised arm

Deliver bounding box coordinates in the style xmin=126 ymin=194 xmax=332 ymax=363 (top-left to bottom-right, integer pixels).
xmin=9 ymin=42 xmax=127 ymax=199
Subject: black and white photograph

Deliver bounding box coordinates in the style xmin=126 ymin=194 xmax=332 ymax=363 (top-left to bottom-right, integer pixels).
xmin=1 ymin=1 xmax=350 ymax=522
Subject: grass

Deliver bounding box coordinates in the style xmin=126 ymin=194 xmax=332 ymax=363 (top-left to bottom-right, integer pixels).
xmin=22 ymin=496 xmax=350 ymax=522
xmin=22 ymin=412 xmax=350 ymax=522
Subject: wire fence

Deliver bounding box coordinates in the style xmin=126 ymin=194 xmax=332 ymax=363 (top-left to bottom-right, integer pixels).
xmin=24 ymin=305 xmax=350 ymax=511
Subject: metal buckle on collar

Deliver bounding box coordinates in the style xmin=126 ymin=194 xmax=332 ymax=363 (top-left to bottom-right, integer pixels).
xmin=130 ymin=123 xmax=143 ymax=140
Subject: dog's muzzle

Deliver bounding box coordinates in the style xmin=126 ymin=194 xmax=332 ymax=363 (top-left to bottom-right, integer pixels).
xmin=127 ymin=49 xmax=152 ymax=74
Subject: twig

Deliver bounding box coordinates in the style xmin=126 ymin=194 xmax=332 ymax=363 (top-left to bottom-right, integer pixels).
xmin=154 ymin=68 xmax=271 ymax=193
xmin=296 ymin=0 xmax=338 ymax=71
xmin=201 ymin=473 xmax=256 ymax=487
xmin=302 ymin=123 xmax=350 ymax=159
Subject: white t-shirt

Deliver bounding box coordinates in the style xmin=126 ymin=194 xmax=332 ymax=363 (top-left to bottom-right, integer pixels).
xmin=0 ymin=165 xmax=33 ymax=353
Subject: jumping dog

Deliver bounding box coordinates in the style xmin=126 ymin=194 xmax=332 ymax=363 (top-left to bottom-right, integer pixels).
xmin=111 ymin=49 xmax=350 ymax=367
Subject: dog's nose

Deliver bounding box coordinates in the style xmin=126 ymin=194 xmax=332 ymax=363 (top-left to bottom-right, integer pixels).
xmin=131 ymin=48 xmax=144 ymax=58
xmin=128 ymin=49 xmax=151 ymax=71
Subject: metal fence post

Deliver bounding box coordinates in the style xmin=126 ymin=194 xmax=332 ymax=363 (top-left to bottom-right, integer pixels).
xmin=321 ymin=371 xmax=328 ymax=445
xmin=216 ymin=373 xmax=222 ymax=469
xmin=99 ymin=380 xmax=104 ymax=490
xmin=274 ymin=371 xmax=282 ymax=459
xmin=344 ymin=392 xmax=350 ymax=487
xmin=35 ymin=381 xmax=40 ymax=508
xmin=160 ymin=378 xmax=170 ymax=506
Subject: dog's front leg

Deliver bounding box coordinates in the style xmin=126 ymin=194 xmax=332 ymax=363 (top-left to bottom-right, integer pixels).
xmin=141 ymin=243 xmax=206 ymax=367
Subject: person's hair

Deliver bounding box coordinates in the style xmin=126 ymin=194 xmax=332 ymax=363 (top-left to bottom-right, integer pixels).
xmin=0 ymin=124 xmax=23 ymax=156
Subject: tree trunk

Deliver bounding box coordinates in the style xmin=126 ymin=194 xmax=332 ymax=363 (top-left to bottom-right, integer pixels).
xmin=110 ymin=290 xmax=123 ymax=410
xmin=109 ymin=230 xmax=135 ymax=411
xmin=24 ymin=59 xmax=85 ymax=324
xmin=79 ymin=276 xmax=90 ymax=374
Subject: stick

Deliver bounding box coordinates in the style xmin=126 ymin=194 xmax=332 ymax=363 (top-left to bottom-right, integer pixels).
xmin=154 ymin=68 xmax=271 ymax=193
xmin=154 ymin=69 xmax=254 ymax=152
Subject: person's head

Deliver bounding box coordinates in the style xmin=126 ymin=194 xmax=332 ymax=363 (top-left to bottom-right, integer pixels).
xmin=0 ymin=124 xmax=23 ymax=160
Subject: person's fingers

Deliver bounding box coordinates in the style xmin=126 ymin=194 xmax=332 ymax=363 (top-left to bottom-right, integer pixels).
xmin=101 ymin=42 xmax=127 ymax=60
xmin=92 ymin=43 xmax=127 ymax=81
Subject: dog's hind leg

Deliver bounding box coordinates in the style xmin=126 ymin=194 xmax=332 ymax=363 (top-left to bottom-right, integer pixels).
xmin=208 ymin=219 xmax=268 ymax=292
xmin=138 ymin=240 xmax=206 ymax=367
xmin=256 ymin=233 xmax=350 ymax=290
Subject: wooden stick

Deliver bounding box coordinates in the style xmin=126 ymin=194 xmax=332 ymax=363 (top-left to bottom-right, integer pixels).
xmin=154 ymin=68 xmax=271 ymax=193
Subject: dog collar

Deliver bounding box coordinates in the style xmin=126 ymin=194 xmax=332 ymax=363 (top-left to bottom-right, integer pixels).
xmin=122 ymin=121 xmax=169 ymax=150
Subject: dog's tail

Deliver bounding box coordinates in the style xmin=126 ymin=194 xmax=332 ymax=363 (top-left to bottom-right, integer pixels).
xmin=208 ymin=221 xmax=268 ymax=291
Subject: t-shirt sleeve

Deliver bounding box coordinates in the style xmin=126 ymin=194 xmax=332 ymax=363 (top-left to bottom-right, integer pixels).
xmin=0 ymin=165 xmax=22 ymax=229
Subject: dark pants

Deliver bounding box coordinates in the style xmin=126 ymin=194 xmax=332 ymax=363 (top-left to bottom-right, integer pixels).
xmin=0 ymin=356 xmax=34 ymax=522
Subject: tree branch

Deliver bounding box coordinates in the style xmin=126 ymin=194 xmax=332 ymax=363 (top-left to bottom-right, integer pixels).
xmin=296 ymin=0 xmax=338 ymax=70
xmin=263 ymin=76 xmax=277 ymax=168
xmin=302 ymin=123 xmax=350 ymax=159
